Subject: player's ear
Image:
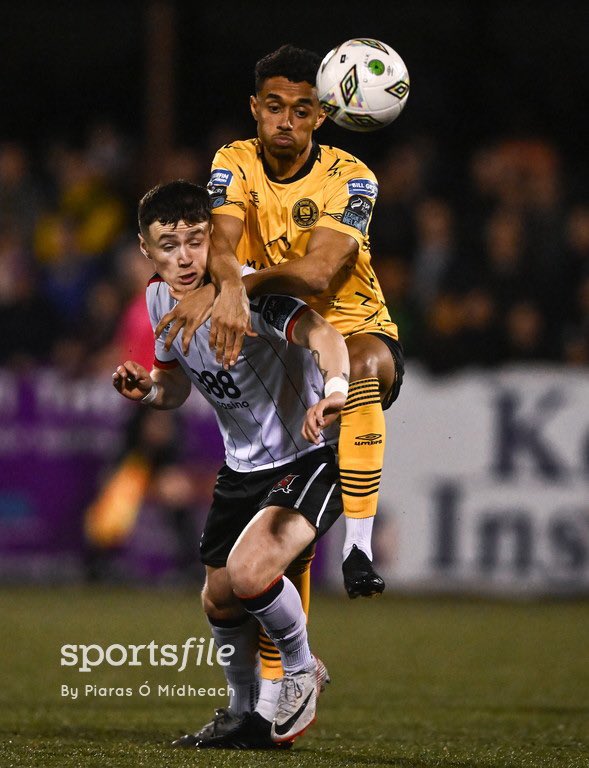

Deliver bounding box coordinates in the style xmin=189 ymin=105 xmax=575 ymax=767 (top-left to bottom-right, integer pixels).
xmin=138 ymin=233 xmax=152 ymax=260
xmin=314 ymin=105 xmax=327 ymax=130
xmin=249 ymin=95 xmax=259 ymax=121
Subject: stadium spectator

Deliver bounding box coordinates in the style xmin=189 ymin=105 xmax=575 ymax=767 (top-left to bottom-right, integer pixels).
xmin=0 ymin=125 xmax=587 ymax=377
xmin=0 ymin=141 xmax=44 ymax=249
xmin=0 ymin=226 xmax=61 ymax=367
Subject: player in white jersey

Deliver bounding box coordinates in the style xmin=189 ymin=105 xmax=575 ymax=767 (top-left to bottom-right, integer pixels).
xmin=112 ymin=181 xmax=350 ymax=748
xmin=146 ymin=272 xmax=340 ymax=472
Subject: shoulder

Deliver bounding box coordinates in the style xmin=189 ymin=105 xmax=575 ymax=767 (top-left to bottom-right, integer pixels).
xmin=211 ymin=140 xmax=261 ymax=191
xmin=213 ymin=139 xmax=259 ymax=164
xmin=317 ymin=144 xmax=378 ymax=189
xmin=145 ymin=274 xmax=171 ymax=313
xmin=146 ymin=273 xmax=165 ymax=293
xmin=318 ymin=143 xmax=373 ymax=172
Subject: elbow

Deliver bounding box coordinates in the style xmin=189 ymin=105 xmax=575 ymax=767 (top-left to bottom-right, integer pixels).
xmin=304 ymin=242 xmax=357 ymax=295
xmin=316 ymin=322 xmax=348 ymax=354
xmin=305 ymin=272 xmax=331 ymax=294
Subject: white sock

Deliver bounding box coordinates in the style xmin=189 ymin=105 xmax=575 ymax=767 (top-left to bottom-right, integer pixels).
xmin=255 ymin=676 xmax=283 ymax=722
xmin=343 ymin=516 xmax=374 ymax=560
xmin=207 ymin=615 xmax=260 ymax=714
xmin=240 ymin=576 xmax=313 ymax=675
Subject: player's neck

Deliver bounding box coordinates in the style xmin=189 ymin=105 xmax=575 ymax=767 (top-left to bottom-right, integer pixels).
xmin=262 ymin=142 xmax=314 ymax=182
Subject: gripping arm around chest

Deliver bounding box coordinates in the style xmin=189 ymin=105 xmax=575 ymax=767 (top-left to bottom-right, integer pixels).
xmin=243 ymin=226 xmax=358 ymax=298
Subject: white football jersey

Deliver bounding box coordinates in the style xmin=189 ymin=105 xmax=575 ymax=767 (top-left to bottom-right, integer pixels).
xmin=145 ymin=270 xmax=338 ymax=472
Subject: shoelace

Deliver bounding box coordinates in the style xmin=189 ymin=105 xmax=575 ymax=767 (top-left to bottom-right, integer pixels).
xmin=212 ymin=707 xmax=233 ymax=734
xmin=275 ymin=675 xmax=305 ymax=718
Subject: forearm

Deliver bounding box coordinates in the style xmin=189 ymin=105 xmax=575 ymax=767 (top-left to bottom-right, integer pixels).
xmin=306 ymin=324 xmax=350 ymax=387
xmin=242 ymin=255 xmax=329 ymax=299
xmin=241 ymin=229 xmax=358 ymax=299
xmin=147 ymin=368 xmax=191 ymax=409
xmin=208 ymin=248 xmax=243 ymax=292
xmin=208 ymin=220 xmax=244 ymax=291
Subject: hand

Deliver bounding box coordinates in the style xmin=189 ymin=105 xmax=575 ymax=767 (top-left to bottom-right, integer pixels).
xmin=112 ymin=361 xmax=153 ymax=401
xmin=154 ymin=283 xmax=216 ymax=356
xmin=209 ymin=283 xmax=257 ymax=369
xmin=301 ymin=392 xmax=346 ymax=445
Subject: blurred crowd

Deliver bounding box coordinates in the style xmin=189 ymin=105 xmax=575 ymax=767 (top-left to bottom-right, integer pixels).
xmin=1 ymin=122 xmax=588 ymax=376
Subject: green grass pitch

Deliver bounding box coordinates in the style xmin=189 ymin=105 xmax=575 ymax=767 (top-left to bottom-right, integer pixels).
xmin=1 ymin=587 xmax=588 ymax=767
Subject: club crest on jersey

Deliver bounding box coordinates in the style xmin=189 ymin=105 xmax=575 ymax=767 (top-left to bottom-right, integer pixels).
xmin=271 ymin=474 xmax=299 ymax=493
xmin=292 ymin=198 xmax=319 ymax=228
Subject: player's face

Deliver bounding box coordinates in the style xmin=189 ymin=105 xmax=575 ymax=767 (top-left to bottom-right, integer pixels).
xmin=250 ymin=77 xmax=326 ymax=161
xmin=139 ymin=219 xmax=210 ymax=295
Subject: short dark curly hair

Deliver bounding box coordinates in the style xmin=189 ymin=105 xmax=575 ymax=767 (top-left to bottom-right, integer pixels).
xmin=138 ymin=180 xmax=211 ymax=235
xmin=254 ymin=44 xmax=322 ymax=93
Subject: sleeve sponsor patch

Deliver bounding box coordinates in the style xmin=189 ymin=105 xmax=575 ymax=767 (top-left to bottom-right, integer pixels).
xmin=208 ymin=184 xmax=228 ymax=208
xmin=346 ymin=178 xmax=378 ymax=198
xmin=341 ymin=195 xmax=373 ymax=234
xmin=209 ymin=169 xmax=233 ymax=187
xmin=207 ymin=169 xmax=234 ymax=208
xmin=260 ymin=295 xmax=302 ymax=334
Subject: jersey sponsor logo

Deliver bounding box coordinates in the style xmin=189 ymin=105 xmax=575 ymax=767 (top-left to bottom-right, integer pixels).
xmin=341 ymin=195 xmax=373 ymax=234
xmin=292 ymin=198 xmax=319 ymax=228
xmin=262 ymin=295 xmax=301 ymax=333
xmin=347 ymin=178 xmax=378 ymax=198
xmin=354 ymin=432 xmax=383 ymax=445
xmin=190 ymin=368 xmax=242 ymax=399
xmin=209 ymin=169 xmax=233 ymax=187
xmin=271 ymin=474 xmax=299 ymax=493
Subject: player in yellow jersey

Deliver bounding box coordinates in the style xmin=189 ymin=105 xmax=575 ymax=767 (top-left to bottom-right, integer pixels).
xmin=156 ymin=46 xmax=403 ymax=748
xmin=158 ymin=42 xmax=405 ymax=751
xmin=157 ymin=44 xmax=404 ymax=599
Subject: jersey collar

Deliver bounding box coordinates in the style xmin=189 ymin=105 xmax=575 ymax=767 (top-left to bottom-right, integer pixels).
xmin=260 ymin=141 xmax=320 ymax=184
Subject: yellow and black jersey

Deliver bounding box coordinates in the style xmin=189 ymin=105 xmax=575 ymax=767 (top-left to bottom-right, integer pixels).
xmin=208 ymin=139 xmax=398 ymax=340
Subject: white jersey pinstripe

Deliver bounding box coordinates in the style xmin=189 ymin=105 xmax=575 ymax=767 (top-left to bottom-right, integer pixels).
xmin=146 ymin=270 xmax=338 ymax=472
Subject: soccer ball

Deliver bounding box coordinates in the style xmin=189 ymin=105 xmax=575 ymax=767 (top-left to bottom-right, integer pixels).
xmin=316 ymin=39 xmax=410 ymax=132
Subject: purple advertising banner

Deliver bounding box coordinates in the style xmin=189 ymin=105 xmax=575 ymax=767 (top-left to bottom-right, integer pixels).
xmin=0 ymin=368 xmax=224 ymax=581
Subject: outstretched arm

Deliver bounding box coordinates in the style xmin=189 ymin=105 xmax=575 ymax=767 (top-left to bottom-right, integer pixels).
xmin=112 ymin=361 xmax=191 ymax=410
xmin=243 ymin=226 xmax=358 ymax=298
xmin=289 ymin=308 xmax=350 ymax=445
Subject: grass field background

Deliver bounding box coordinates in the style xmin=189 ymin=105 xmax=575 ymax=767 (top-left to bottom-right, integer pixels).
xmin=1 ymin=587 xmax=588 ymax=767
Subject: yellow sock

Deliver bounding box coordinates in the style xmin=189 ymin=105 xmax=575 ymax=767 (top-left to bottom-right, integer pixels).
xmin=259 ymin=545 xmax=314 ymax=680
xmin=339 ymin=377 xmax=385 ymax=519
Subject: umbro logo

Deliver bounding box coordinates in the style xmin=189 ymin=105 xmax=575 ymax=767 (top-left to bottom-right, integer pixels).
xmin=354 ymin=433 xmax=383 ymax=445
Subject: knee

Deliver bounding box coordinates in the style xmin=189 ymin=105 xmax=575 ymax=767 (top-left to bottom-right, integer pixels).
xmin=226 ymin=550 xmax=264 ymax=598
xmin=348 ymin=346 xmax=380 ymax=382
xmin=346 ymin=338 xmax=395 ymax=393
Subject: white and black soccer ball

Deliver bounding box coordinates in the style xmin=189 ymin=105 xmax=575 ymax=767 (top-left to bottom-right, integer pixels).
xmin=316 ymin=38 xmax=410 ymax=132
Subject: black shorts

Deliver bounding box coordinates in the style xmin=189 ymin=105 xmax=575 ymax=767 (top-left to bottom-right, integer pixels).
xmin=200 ymin=445 xmax=342 ymax=568
xmin=368 ymin=333 xmax=405 ymax=410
